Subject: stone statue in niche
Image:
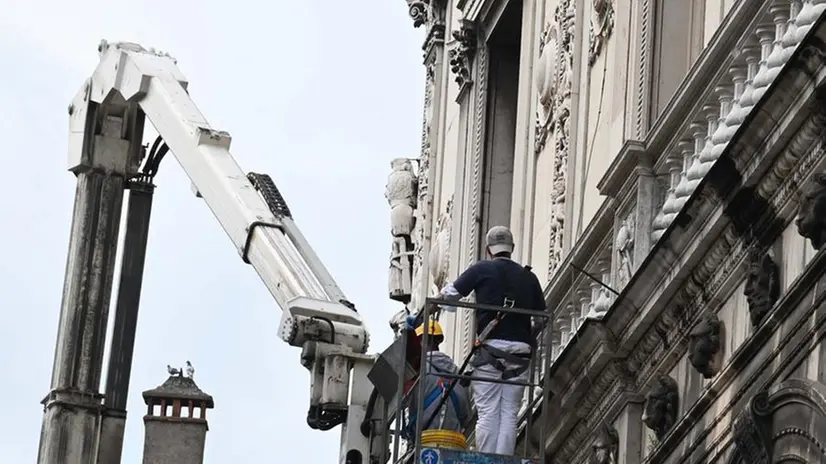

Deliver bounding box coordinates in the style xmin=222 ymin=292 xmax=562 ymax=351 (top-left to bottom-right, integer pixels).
xmin=588 ymin=0 xmax=615 ymax=66
xmin=642 ymin=374 xmax=679 ymax=441
xmin=386 ymin=158 xmax=418 ymax=304
xmin=591 ymin=423 xmax=619 ymax=464
xmin=615 ymin=213 xmax=635 ymax=287
xmin=796 ymin=172 xmax=826 ymax=250
xmin=429 ymin=196 xmax=454 ymax=294
xmin=743 ymin=249 xmax=780 ymax=328
xmin=688 ymin=312 xmax=721 ymax=379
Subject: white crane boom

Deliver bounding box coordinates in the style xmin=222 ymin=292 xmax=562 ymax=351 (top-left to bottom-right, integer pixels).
xmin=41 ymin=40 xmax=382 ymax=464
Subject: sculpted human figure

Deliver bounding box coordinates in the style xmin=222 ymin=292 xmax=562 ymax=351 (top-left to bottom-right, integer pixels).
xmin=386 ymin=158 xmax=418 ymax=303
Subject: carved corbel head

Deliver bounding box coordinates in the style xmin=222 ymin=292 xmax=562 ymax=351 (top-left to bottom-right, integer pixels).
xmin=796 ymin=172 xmax=826 ymax=250
xmin=688 ymin=312 xmax=722 ymax=379
xmin=743 ymin=248 xmax=780 ymax=328
xmin=642 ymin=374 xmax=679 ymax=441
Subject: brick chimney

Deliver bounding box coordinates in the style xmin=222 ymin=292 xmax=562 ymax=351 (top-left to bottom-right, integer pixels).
xmin=141 ymin=371 xmax=214 ymax=464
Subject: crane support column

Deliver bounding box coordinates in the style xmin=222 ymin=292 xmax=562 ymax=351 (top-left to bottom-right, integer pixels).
xmin=38 ymin=88 xmax=145 ymax=463
xmin=97 ymin=180 xmax=155 ymax=464
xmin=37 ymin=171 xmax=125 ymax=464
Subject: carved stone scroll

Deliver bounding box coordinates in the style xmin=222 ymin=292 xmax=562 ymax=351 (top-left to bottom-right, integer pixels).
xmin=688 ymin=312 xmax=721 ymax=379
xmin=731 ymin=379 xmax=826 ymax=463
xmin=730 ymin=390 xmax=772 ymax=464
xmin=743 ymin=249 xmax=780 ymax=328
xmin=796 ymin=172 xmax=826 ymax=250
xmin=386 ymin=158 xmax=418 ymax=304
xmin=642 ymin=374 xmax=679 ymax=441
xmin=588 ymin=0 xmax=615 ymax=66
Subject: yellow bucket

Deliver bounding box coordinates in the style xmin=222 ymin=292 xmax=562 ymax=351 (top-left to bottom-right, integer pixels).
xmin=420 ymin=429 xmax=468 ymax=450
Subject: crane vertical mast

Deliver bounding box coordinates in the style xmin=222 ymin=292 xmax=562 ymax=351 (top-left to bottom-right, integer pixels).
xmin=39 ymin=41 xmax=382 ymax=464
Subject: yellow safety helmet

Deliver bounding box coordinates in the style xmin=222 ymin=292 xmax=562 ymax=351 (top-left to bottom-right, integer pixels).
xmin=415 ymin=320 xmax=444 ymax=337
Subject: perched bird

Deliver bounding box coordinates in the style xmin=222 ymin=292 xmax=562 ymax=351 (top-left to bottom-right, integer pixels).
xmin=185 ymin=361 xmax=195 ymax=379
xmin=167 ymin=365 xmax=180 ymax=376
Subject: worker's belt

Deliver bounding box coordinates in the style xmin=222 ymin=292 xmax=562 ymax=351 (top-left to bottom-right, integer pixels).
xmin=470 ymin=345 xmax=531 ymax=380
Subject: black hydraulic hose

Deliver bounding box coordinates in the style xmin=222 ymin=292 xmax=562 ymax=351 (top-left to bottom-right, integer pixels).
xmin=360 ymin=387 xmax=380 ymax=437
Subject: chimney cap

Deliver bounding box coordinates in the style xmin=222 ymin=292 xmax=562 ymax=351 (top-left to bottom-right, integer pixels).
xmin=143 ymin=374 xmax=214 ymax=408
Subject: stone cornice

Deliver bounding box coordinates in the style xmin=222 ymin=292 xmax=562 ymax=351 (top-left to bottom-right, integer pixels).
xmin=596 ymin=140 xmax=648 ymax=198
xmin=537 ymin=18 xmax=826 ymax=459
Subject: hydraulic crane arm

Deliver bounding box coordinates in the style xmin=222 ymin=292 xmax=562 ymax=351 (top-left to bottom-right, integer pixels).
xmin=61 ymin=41 xmax=379 ymax=464
xmin=69 ymin=41 xmax=368 ymax=351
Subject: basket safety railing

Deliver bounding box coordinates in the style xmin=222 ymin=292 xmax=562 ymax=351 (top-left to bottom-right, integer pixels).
xmin=387 ymin=297 xmax=554 ymax=464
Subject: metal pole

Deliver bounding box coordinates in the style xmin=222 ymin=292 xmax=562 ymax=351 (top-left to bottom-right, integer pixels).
xmin=37 ymin=171 xmax=126 ymax=464
xmin=412 ymin=303 xmax=431 ymax=464
xmin=539 ymin=319 xmax=554 ymax=464
xmin=96 ymin=181 xmax=155 ymax=464
xmin=523 ymin=334 xmax=538 ymax=458
xmin=391 ymin=326 xmax=409 ymax=463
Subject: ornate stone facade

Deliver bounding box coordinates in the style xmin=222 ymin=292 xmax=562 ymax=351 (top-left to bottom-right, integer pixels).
xmin=398 ymin=1 xmax=826 ymax=463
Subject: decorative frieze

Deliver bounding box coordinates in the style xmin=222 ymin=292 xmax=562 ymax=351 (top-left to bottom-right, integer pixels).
xmin=588 ymin=0 xmax=615 ymax=66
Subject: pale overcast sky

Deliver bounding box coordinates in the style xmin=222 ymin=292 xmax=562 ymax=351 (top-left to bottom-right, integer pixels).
xmin=0 ymin=1 xmax=424 ymax=462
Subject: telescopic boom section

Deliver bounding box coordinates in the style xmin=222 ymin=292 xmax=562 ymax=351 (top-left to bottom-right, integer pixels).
xmin=72 ymin=41 xmax=369 ymax=354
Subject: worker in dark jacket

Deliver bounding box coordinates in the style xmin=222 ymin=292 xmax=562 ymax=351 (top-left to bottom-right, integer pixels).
xmin=436 ymin=225 xmax=546 ymax=455
xmin=403 ymin=320 xmax=472 ymax=440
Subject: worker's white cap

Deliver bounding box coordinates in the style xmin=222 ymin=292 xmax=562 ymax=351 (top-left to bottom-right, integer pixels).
xmin=486 ymin=226 xmax=515 ymax=255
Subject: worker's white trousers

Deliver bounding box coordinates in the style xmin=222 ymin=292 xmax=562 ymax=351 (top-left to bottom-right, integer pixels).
xmin=471 ymin=339 xmax=532 ymax=455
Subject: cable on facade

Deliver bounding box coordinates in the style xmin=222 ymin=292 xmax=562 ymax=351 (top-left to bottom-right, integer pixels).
xmin=576 ymin=49 xmax=610 ymax=235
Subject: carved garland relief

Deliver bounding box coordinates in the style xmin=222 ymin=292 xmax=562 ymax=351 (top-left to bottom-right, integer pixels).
xmin=534 ymin=0 xmax=576 ymax=280
xmin=408 ymin=64 xmax=437 ymax=315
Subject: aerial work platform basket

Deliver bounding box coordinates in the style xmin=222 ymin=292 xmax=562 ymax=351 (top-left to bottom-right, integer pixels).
xmin=382 ymin=297 xmax=553 ymax=464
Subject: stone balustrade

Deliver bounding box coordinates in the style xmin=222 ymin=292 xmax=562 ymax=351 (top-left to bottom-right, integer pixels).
xmin=651 ymin=0 xmax=824 ymax=243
